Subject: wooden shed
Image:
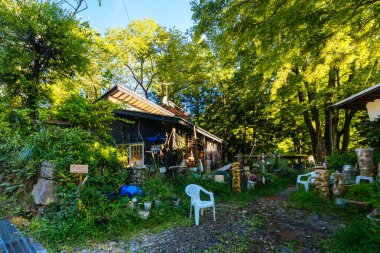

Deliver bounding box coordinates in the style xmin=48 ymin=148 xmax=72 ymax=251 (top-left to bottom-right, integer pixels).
xmin=101 ymin=85 xmax=223 ymax=172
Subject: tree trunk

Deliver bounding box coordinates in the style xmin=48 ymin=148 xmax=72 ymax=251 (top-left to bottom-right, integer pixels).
xmin=324 ymin=68 xmax=337 ymax=156
xmin=296 ymin=81 xmax=323 ymax=161
xmin=337 ymin=110 xmax=356 ymax=152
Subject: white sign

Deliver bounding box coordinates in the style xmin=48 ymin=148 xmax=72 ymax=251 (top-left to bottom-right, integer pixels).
xmin=70 ymin=164 xmax=88 ymax=174
xmin=215 ymin=175 xmax=225 ymax=183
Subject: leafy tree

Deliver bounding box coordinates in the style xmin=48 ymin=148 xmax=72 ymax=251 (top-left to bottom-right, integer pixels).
xmin=0 ymin=0 xmax=91 ymax=123
xmin=192 ymin=0 xmax=380 ymax=161
xmin=103 ymin=18 xmax=174 ymax=99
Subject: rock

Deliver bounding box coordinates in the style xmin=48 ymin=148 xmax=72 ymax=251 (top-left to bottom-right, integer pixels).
xmin=282 ymin=247 xmax=294 ymax=253
xmin=31 ymin=178 xmax=58 ymax=205
xmin=108 ymin=241 xmax=118 ymax=248
xmin=40 ymin=162 xmax=54 ymax=179
xmin=129 ymin=240 xmax=140 ymax=252
xmin=30 ymin=238 xmax=49 ymax=253
xmin=293 ymin=209 xmax=304 ymax=218
xmin=119 ymin=242 xmax=126 ymax=251
xmin=38 ymin=207 xmax=44 ymax=217
xmin=307 ymin=212 xmax=319 ymax=221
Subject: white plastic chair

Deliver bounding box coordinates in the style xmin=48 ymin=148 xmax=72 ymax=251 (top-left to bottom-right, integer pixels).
xmin=356 ymin=176 xmax=374 ymax=184
xmin=185 ymin=184 xmax=216 ymax=225
xmin=296 ymin=171 xmax=316 ymax=191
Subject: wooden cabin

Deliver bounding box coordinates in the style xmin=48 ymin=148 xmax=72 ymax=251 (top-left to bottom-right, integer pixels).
xmin=101 ymin=85 xmax=223 ymax=172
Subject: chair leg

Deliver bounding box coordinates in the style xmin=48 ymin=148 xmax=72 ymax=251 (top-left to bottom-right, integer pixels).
xmin=189 ymin=204 xmax=192 ymax=218
xmin=213 ymin=205 xmax=216 ymax=221
xmin=195 ymin=206 xmax=200 ymax=225
xmin=305 ymin=183 xmax=309 ymax=191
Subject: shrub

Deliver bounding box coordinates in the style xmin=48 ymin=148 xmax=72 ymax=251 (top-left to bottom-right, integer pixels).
xmin=290 ymin=190 xmax=329 ymax=211
xmin=143 ymin=175 xmax=175 ymax=201
xmin=29 ymin=198 xmax=142 ymax=251
xmin=345 ymin=183 xmax=380 ymax=209
xmin=326 ymin=152 xmax=357 ymax=171
xmin=321 ymin=219 xmax=380 ymax=253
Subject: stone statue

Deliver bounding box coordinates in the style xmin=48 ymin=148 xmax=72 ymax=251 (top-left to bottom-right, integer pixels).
xmin=333 ymin=171 xmax=346 ymax=197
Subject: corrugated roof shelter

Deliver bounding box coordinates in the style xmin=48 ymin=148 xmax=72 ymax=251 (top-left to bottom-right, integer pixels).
xmin=333 ymin=83 xmax=380 ymax=121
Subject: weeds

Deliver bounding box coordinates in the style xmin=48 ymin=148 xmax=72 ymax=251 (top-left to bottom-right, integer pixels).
xmin=291 ymin=188 xmax=379 ymax=253
xmin=320 ymin=219 xmax=380 ymax=253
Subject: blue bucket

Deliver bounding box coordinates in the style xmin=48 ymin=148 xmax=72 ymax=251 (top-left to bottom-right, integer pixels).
xmin=335 ymin=198 xmax=347 ymax=208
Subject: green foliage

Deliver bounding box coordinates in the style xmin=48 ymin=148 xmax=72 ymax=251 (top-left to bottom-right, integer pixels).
xmin=252 ymin=175 xmax=293 ymax=198
xmin=290 ymin=189 xmax=363 ymax=223
xmin=29 ymin=199 xmax=142 ymax=251
xmin=192 ymin=0 xmax=380 ymax=160
xmin=290 ymin=183 xmax=380 ymax=253
xmin=362 ymin=118 xmax=380 ymax=166
xmin=28 ymin=174 xmax=194 ymax=251
xmin=365 ymin=118 xmax=380 ymax=149
xmin=0 ymin=124 xmax=123 ymax=206
xmin=53 ymin=93 xmax=118 ymax=139
xmin=345 ymin=183 xmax=380 ymax=209
xmin=326 ymin=152 xmax=357 ymax=171
xmin=290 ymin=190 xmax=332 ymax=212
xmin=103 ymin=18 xmax=181 ymax=98
xmin=143 ymin=175 xmax=175 ymax=201
xmin=171 ymin=175 xmax=232 ymax=201
xmin=0 ymin=0 xmax=91 ymax=120
xmin=321 ymin=219 xmax=380 ymax=253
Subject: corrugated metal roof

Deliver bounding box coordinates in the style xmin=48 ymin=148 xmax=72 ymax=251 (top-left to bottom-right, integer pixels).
xmin=102 ymin=85 xmax=223 ymax=143
xmin=101 ymin=85 xmax=175 ymax=116
xmin=333 ymin=83 xmax=380 ymax=110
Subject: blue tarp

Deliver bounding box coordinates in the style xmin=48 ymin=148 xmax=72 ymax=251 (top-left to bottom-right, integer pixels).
xmin=119 ymin=185 xmax=143 ymax=198
xmin=146 ymin=133 xmax=166 ymax=142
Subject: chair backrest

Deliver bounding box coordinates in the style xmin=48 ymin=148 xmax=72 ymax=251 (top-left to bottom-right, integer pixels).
xmin=309 ymin=171 xmax=317 ymax=183
xmin=185 ymin=184 xmax=201 ymax=203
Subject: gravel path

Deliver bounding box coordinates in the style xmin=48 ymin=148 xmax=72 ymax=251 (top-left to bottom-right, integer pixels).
xmin=73 ymin=187 xmax=344 ymax=253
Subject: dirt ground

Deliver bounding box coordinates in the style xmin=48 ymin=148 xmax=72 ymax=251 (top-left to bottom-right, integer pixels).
xmin=70 ymin=187 xmax=344 ymax=253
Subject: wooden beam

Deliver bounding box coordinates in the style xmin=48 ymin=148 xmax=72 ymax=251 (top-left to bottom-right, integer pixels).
xmin=112 ymin=91 xmax=124 ymax=99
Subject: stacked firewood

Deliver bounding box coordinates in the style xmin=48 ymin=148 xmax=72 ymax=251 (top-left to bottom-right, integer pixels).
xmin=315 ymin=169 xmax=330 ymax=199
xmin=232 ymin=162 xmax=241 ymax=192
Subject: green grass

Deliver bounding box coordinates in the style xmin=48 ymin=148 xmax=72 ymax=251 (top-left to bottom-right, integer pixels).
xmin=289 ymin=190 xmax=364 ymax=222
xmin=345 ymin=182 xmax=380 ymax=209
xmin=25 ymin=174 xmax=294 ymax=252
xmin=290 ymin=189 xmax=380 ymax=253
xmin=320 ymin=219 xmax=380 ymax=253
xmin=28 ymin=201 xmax=192 ymax=252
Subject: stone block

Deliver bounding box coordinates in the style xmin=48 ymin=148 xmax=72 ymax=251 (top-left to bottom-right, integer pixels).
xmin=31 ymin=178 xmax=58 ymax=205
xmin=40 ymin=162 xmax=54 ymax=179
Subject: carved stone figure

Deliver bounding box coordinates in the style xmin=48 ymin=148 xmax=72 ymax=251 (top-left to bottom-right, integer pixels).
xmin=333 ymin=171 xmax=346 ymax=197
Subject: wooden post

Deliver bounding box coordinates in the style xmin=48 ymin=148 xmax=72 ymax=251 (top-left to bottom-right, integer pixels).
xmin=193 ymin=126 xmax=199 ymax=173
xmin=70 ymin=164 xmax=89 ymax=211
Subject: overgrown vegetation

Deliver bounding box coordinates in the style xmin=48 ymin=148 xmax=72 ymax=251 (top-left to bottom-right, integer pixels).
xmin=21 ymin=173 xmax=292 ymax=251
xmin=321 ymin=219 xmax=380 ymax=253
xmin=326 ymin=152 xmax=357 ymax=171
xmin=291 ymin=187 xmax=380 ymax=253
xmin=346 ymin=183 xmax=380 ymax=210
xmin=1 ymin=0 xmax=380 ymax=252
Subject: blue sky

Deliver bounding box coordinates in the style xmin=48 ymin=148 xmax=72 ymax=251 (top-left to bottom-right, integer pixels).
xmin=79 ymin=0 xmax=194 ymax=34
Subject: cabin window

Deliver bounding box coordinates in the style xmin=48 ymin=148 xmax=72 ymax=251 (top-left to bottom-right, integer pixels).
xmin=117 ymin=143 xmax=144 ymax=166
